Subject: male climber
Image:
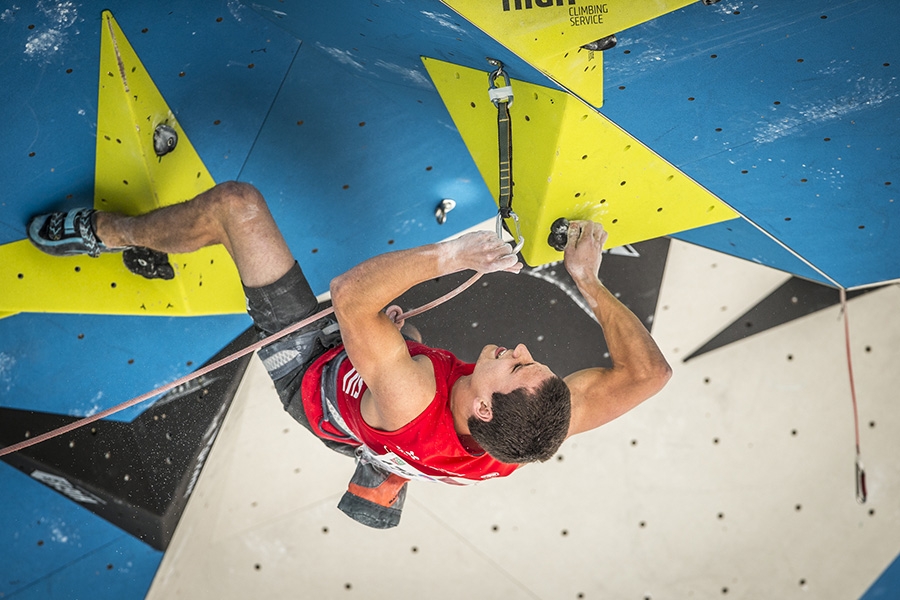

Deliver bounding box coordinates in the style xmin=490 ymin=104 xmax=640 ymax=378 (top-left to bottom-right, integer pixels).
xmin=27 ymin=181 xmax=671 ymax=527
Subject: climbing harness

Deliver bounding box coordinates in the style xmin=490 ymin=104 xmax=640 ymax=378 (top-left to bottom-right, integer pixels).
xmin=320 ymin=349 xmax=360 ymax=443
xmin=1 ymin=62 xmax=531 ymax=459
xmin=487 ymin=58 xmax=524 ymax=255
xmin=0 ymin=271 xmax=486 ymax=458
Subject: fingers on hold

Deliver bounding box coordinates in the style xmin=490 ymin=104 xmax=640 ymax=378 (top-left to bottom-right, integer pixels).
xmin=567 ymin=223 xmax=584 ymax=247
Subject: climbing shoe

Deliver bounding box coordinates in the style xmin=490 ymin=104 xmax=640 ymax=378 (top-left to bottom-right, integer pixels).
xmin=27 ymin=208 xmax=117 ymax=258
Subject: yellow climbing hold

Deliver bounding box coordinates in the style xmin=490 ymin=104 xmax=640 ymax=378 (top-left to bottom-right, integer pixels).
xmin=422 ymin=57 xmax=738 ymax=266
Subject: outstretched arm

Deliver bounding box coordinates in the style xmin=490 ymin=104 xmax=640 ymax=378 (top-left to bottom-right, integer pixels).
xmin=563 ymin=221 xmax=672 ymax=438
xmin=330 ymin=232 xmax=521 ymax=430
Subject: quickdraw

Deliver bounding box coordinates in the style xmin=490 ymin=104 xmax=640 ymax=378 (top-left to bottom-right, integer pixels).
xmin=487 ymin=58 xmax=524 ymax=255
xmin=2 ymin=62 xmax=538 ymax=459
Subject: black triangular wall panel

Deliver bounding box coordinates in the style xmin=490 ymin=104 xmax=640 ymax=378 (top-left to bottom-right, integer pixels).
xmin=683 ymin=278 xmax=873 ymax=362
xmin=397 ymin=238 xmax=670 ymax=377
xmin=1 ymin=236 xmax=669 ymax=550
xmin=0 ymin=327 xmax=258 ymax=550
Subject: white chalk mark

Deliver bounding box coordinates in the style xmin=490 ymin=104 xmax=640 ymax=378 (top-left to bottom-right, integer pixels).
xmin=23 ymin=1 xmax=78 ymax=63
xmin=0 ymin=352 xmax=15 ymax=393
xmin=420 ymin=11 xmax=466 ymax=35
xmin=315 ymin=43 xmax=365 ymax=71
xmin=374 ymin=60 xmax=431 ymax=88
xmin=1 ymin=6 xmax=20 ymax=23
xmin=754 ymin=77 xmax=897 ymax=144
xmin=523 ymin=263 xmax=599 ymax=324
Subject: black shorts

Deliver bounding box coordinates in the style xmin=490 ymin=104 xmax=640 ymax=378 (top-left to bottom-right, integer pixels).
xmin=242 ymin=262 xmax=334 ymax=432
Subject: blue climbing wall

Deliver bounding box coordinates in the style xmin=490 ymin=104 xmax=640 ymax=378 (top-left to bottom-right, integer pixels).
xmin=597 ymin=1 xmax=900 ymax=289
xmin=1 ymin=0 xmax=898 ymax=598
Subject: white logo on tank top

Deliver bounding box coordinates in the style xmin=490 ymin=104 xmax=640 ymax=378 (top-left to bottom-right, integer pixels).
xmin=342 ymin=367 xmax=365 ymax=398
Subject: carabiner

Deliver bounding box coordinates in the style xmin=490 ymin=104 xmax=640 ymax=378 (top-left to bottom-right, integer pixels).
xmin=496 ymin=211 xmax=525 ymax=255
xmin=487 ymin=58 xmax=513 ymax=108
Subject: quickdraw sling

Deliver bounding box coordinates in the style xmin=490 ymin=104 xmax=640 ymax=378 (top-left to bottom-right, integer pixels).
xmin=487 ymin=58 xmax=524 ymax=255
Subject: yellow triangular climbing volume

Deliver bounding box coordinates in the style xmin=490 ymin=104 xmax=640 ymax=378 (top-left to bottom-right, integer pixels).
xmin=440 ymin=0 xmax=695 ymax=107
xmin=0 ymin=11 xmax=243 ymax=317
xmin=422 ymin=57 xmax=739 ymax=266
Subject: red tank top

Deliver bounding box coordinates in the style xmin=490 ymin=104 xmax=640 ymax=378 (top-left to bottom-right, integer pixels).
xmin=300 ymin=341 xmax=518 ymax=484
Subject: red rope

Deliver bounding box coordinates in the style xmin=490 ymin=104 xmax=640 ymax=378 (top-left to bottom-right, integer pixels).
xmin=840 ymin=288 xmax=867 ymax=504
xmin=0 ymin=272 xmax=482 ymax=458
xmin=840 ymin=289 xmax=861 ymax=453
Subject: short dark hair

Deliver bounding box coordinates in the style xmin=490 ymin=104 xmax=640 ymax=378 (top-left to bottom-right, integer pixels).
xmin=467 ymin=375 xmax=571 ymax=464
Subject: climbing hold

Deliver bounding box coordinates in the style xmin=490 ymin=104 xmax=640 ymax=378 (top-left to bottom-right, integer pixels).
xmin=123 ymin=247 xmax=175 ymax=280
xmin=435 ymin=198 xmax=456 ymax=225
xmin=153 ymin=124 xmax=178 ymax=157
xmin=581 ymin=34 xmax=618 ymax=52
xmin=422 ymin=57 xmax=739 ymax=266
xmin=0 ymin=11 xmax=243 ymax=318
xmin=441 ymin=0 xmax=697 ymax=107
xmin=547 ymin=217 xmax=569 ymax=251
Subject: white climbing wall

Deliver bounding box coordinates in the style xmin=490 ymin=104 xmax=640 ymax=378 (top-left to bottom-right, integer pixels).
xmin=147 ymin=240 xmax=900 ymax=600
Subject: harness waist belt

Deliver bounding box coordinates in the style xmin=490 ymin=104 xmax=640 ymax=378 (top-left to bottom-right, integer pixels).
xmin=320 ymin=350 xmax=360 ymax=443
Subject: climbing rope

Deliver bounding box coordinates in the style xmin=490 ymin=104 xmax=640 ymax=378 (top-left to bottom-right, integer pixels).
xmin=0 ymin=272 xmax=485 ymax=458
xmin=840 ymin=288 xmax=866 ymax=504
xmin=1 ymin=61 xmax=528 ymax=458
